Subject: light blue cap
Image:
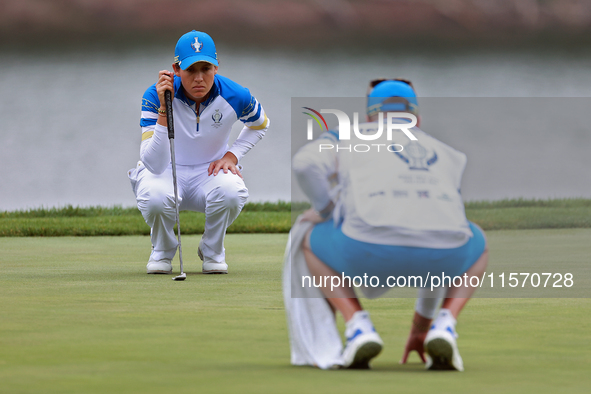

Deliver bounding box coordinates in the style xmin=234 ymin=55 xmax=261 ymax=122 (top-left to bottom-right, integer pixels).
xmin=367 ymin=80 xmax=418 ymax=117
xmin=174 ymin=31 xmax=219 ymax=69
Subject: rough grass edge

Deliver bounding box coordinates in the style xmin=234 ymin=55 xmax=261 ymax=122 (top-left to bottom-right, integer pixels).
xmin=3 ymin=198 xmax=589 ymax=218
xmin=0 ymin=201 xmax=293 ymax=218
xmin=2 ymin=199 xmax=590 ymax=237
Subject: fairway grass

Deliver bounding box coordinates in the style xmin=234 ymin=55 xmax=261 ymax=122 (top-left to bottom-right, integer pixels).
xmin=1 ymin=231 xmax=590 ymax=393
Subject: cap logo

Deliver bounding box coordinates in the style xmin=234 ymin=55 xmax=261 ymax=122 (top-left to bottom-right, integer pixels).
xmin=191 ymin=37 xmax=203 ymax=53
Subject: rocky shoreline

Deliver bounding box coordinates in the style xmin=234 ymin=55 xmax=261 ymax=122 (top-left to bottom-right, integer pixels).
xmin=2 ymin=0 xmax=591 ymax=48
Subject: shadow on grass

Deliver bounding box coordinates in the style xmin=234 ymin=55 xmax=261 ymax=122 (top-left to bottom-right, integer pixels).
xmin=287 ymin=362 xmax=429 ymax=373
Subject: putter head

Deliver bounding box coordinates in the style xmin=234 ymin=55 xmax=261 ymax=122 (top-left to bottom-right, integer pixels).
xmin=172 ymin=272 xmax=186 ymax=281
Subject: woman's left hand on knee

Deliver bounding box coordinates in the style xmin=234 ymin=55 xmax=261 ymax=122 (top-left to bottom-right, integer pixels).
xmin=208 ymin=152 xmax=242 ymax=178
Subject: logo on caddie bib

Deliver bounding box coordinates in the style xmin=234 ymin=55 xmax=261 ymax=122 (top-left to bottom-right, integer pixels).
xmin=394 ymin=141 xmax=438 ymax=170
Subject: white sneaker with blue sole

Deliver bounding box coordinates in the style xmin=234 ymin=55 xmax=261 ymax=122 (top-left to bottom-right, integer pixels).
xmin=341 ymin=311 xmax=383 ymax=369
xmin=424 ymin=309 xmax=464 ymax=371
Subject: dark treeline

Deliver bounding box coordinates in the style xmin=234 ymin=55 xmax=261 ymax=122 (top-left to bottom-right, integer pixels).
xmin=2 ymin=0 xmax=591 ymax=49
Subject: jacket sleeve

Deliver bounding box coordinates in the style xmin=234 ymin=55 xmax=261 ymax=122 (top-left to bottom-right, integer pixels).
xmin=138 ymin=86 xmax=171 ymax=174
xmin=292 ymin=132 xmax=338 ymax=213
xmin=228 ymin=96 xmax=269 ymax=162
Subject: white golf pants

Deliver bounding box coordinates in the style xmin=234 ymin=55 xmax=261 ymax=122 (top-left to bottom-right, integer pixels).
xmin=130 ymin=162 xmax=248 ymax=263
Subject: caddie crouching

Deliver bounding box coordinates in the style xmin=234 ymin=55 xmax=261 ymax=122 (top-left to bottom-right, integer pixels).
xmin=293 ymin=79 xmax=488 ymax=370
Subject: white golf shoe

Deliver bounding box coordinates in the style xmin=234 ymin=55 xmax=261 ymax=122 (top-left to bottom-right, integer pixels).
xmin=198 ymin=246 xmax=228 ymax=274
xmin=424 ymin=309 xmax=464 ymax=371
xmin=146 ymin=258 xmax=172 ymax=274
xmin=341 ymin=311 xmax=383 ymax=369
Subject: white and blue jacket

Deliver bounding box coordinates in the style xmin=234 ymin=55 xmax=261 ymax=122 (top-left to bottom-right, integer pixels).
xmin=139 ymin=74 xmax=269 ymax=174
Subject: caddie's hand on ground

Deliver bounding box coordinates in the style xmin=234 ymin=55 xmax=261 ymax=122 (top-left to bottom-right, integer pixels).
xmin=400 ymin=330 xmax=428 ymax=364
xmin=401 ymin=311 xmax=432 ymax=364
xmin=208 ymin=152 xmax=242 ymax=178
xmin=156 ymin=70 xmax=174 ymax=109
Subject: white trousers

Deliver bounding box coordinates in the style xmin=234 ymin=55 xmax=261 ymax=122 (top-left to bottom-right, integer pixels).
xmin=129 ymin=162 xmax=248 ymax=263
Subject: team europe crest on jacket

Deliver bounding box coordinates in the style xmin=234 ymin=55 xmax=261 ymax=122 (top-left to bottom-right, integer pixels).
xmin=212 ymin=109 xmax=223 ymax=128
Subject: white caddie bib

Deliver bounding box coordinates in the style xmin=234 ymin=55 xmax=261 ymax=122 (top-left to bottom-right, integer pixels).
xmin=339 ymin=125 xmax=472 ymax=239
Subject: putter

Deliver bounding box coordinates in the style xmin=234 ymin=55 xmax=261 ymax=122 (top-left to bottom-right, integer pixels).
xmin=165 ymin=90 xmax=186 ymax=281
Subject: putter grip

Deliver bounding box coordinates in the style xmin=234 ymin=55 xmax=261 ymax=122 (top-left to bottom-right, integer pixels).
xmin=164 ymin=90 xmax=174 ymax=139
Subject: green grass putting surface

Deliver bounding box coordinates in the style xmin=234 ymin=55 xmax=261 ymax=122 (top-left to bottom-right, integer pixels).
xmin=0 ymin=232 xmax=590 ymax=393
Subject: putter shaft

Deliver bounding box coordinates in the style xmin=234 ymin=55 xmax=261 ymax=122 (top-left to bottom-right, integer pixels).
xmin=170 ymin=139 xmax=184 ymax=275
xmin=164 ymin=90 xmax=185 ymax=280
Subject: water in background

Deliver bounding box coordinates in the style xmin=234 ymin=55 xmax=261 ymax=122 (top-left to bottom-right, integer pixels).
xmin=1 ymin=44 xmax=590 ymax=211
